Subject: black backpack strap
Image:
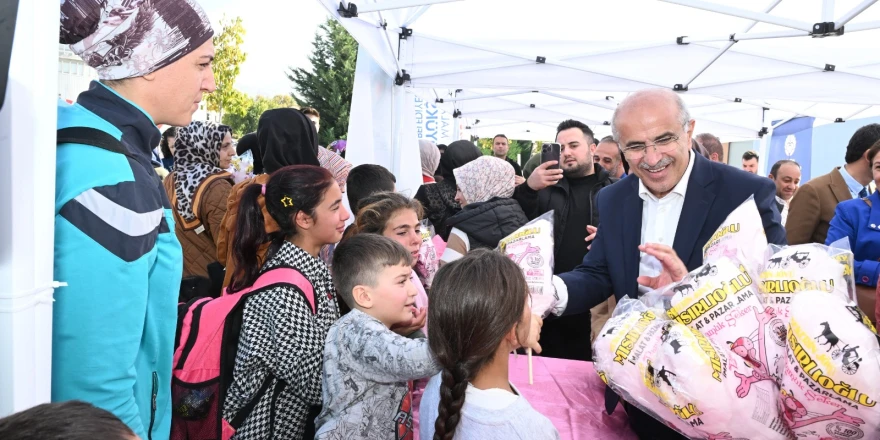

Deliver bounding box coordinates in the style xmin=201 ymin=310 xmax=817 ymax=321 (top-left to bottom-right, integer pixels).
xmin=57 ymin=126 xmax=128 ymax=156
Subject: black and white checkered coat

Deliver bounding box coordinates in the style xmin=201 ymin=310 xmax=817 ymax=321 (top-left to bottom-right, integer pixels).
xmin=223 ymin=242 xmax=340 ymax=439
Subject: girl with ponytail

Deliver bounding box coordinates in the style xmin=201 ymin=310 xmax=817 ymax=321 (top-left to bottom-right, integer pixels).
xmin=341 ymin=192 xmax=428 ymax=334
xmin=420 ymin=250 xmax=559 ymax=440
xmin=223 ymin=165 xmax=350 ymax=439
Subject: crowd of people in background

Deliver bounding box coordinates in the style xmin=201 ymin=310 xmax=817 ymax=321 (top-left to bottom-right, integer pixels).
xmin=4 ymin=1 xmax=880 ymax=440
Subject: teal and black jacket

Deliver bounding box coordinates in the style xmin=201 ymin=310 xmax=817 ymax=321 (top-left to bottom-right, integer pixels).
xmin=52 ymin=81 xmax=183 ymax=440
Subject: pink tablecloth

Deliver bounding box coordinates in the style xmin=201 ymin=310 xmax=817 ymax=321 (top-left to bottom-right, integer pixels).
xmin=413 ymin=355 xmax=637 ymax=440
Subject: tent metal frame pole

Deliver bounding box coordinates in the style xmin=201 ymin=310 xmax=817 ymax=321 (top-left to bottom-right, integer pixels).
xmin=357 ymin=0 xmax=463 ymax=14
xmin=771 ymin=104 xmax=817 ymax=129
xmin=694 ymin=62 xmax=879 ymax=90
xmin=461 ymin=103 xmax=606 ymax=127
xmin=410 ymin=60 xmax=532 ymax=80
xmin=408 ymin=36 xmax=666 ymax=80
xmin=442 ymin=90 xmax=535 ymax=102
xmin=538 ymin=90 xmax=618 ymax=110
xmin=658 ymin=0 xmax=814 ymax=31
xmin=845 ymin=20 xmax=880 ymax=31
xmin=823 ymin=0 xmax=835 ymax=22
xmin=684 ymin=29 xmax=808 ymax=43
xmin=836 ymin=0 xmax=878 ymax=28
xmin=411 ymin=33 xmax=666 ymax=87
xmin=680 ymin=0 xmax=783 ymax=88
xmin=376 ymin=14 xmax=404 ymax=76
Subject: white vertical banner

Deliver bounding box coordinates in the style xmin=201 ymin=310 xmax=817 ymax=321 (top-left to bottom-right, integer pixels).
xmin=413 ymin=95 xmax=455 ymax=145
xmin=0 ymin=0 xmax=59 ymax=416
xmin=392 ymin=89 xmax=423 ymax=198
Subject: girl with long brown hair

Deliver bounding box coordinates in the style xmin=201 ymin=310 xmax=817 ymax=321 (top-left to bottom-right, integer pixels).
xmin=342 ymin=192 xmax=429 ymax=333
xmin=419 ymin=250 xmax=558 ymax=439
xmin=223 ymin=165 xmax=350 ymax=439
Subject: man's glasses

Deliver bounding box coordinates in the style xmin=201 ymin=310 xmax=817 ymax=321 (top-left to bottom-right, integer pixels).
xmin=620 ymin=134 xmax=681 ymax=159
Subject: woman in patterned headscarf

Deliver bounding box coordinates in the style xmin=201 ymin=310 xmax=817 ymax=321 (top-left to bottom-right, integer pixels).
xmin=163 ymin=121 xmax=235 ymax=280
xmin=54 ymin=1 xmax=214 ymax=438
xmin=440 ymin=156 xmax=529 ymax=264
xmin=414 ymin=140 xmax=482 ymax=240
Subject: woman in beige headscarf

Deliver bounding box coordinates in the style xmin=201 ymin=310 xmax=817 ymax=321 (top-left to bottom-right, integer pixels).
xmin=440 ymin=156 xmax=529 ymax=264
xmin=419 ymin=139 xmax=441 ymax=184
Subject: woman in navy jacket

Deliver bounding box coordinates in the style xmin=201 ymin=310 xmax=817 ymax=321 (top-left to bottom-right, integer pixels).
xmin=826 ymin=141 xmax=880 ymax=323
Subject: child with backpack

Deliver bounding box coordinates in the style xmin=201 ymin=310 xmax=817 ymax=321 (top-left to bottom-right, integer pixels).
xmin=342 ymin=192 xmax=429 ymax=334
xmin=314 ymin=234 xmax=441 ymax=439
xmin=419 ymin=249 xmax=558 ymax=440
xmin=172 ymin=165 xmax=349 ymax=440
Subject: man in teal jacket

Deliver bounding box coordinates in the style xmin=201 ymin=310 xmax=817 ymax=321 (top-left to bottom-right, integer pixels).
xmin=54 ymin=2 xmax=215 ymax=439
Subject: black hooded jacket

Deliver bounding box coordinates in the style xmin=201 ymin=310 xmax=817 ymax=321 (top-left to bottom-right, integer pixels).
xmin=414 ymin=140 xmax=483 ymax=239
xmin=445 ymin=198 xmax=529 ymax=250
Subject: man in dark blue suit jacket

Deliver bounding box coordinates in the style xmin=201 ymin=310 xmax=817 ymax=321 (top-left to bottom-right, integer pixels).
xmin=552 ymin=89 xmax=786 ymax=439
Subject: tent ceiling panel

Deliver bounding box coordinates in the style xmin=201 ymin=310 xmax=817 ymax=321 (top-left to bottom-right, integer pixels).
xmin=692 ymin=71 xmax=880 ymax=104
xmin=323 ymin=0 xmax=880 ymax=142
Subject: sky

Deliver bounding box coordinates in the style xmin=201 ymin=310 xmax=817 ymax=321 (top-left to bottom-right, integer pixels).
xmin=200 ymin=0 xmax=331 ymax=98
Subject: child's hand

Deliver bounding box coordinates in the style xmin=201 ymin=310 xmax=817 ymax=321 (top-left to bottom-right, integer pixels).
xmin=523 ymin=314 xmax=543 ymax=354
xmin=391 ymin=307 xmax=427 ymax=337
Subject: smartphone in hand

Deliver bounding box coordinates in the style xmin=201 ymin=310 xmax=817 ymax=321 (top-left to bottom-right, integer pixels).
xmin=541 ymin=143 xmax=561 ymax=169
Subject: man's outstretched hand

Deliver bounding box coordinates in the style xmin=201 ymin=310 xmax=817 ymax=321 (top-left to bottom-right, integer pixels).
xmin=636 ymin=243 xmax=688 ymax=290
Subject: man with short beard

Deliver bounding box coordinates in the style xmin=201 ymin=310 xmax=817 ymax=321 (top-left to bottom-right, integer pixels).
xmin=594 ymin=136 xmax=626 ymax=179
xmin=553 ymin=89 xmax=785 ymax=440
xmin=512 ymin=119 xmax=617 ymax=361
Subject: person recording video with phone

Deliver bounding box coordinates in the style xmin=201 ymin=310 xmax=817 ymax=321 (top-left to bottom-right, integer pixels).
xmin=512 ymin=119 xmax=618 ymax=361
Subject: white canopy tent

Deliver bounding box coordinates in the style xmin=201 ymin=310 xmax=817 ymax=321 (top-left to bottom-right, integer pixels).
xmin=317 ymin=0 xmax=880 ymax=190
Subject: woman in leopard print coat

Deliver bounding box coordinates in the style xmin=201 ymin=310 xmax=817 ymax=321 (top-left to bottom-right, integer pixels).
xmin=163 ymin=121 xmax=236 ymax=279
xmin=223 ymin=165 xmax=350 ymax=439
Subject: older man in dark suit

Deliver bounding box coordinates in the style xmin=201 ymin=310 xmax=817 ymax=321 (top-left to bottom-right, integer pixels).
xmin=554 ymin=88 xmax=786 ymax=439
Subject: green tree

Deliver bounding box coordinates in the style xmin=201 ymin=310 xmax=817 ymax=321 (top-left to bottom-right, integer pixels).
xmin=223 ymin=94 xmax=299 ymax=138
xmin=206 ymin=16 xmax=248 ymax=118
xmin=288 ymin=19 xmax=357 ymax=146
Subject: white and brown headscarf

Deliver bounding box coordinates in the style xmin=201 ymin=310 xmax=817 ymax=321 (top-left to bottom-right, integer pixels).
xmin=60 ymin=0 xmax=213 ymax=80
xmin=173 ymin=121 xmax=230 ymax=223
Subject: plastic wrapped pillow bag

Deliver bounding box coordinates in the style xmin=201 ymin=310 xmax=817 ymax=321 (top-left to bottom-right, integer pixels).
xmin=414 ymin=219 xmax=439 ymax=290
xmin=593 ymin=299 xmax=702 ymax=439
xmin=498 ymin=211 xmax=560 ymax=317
xmin=702 ymin=196 xmax=768 ymax=274
xmin=780 ymin=290 xmax=880 ymax=439
xmin=226 ymin=150 xmax=255 ymax=184
xmin=760 ymin=239 xmax=856 ymax=322
xmin=642 ymin=257 xmax=791 ymax=437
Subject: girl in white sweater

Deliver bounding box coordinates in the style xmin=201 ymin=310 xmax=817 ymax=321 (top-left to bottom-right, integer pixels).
xmin=419 ymin=250 xmax=558 ymax=440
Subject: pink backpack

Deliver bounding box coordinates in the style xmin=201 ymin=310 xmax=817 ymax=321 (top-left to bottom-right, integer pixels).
xmin=170 ymin=267 xmax=316 ymax=440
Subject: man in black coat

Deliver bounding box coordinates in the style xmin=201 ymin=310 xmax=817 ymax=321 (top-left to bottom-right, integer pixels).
xmin=513 ymin=119 xmax=617 ymax=361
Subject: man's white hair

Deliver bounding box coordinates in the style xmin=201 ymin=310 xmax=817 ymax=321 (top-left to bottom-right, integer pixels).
xmin=611 ymin=89 xmax=692 ymax=142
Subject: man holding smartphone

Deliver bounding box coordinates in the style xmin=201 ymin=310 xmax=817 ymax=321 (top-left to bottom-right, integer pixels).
xmin=512 ymin=119 xmax=618 ymax=361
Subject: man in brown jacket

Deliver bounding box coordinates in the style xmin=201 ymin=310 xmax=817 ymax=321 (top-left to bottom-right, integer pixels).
xmin=786 ymin=124 xmax=880 ymax=244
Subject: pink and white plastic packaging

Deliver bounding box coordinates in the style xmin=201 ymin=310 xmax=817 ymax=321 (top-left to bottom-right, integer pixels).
xmin=593 ymin=300 xmax=702 ymax=439
xmin=779 ymin=290 xmax=880 ymax=440
xmin=415 ymin=219 xmax=439 ymax=290
xmin=498 ymin=211 xmax=558 ymax=318
xmin=702 ymin=196 xmax=768 ymax=274
xmin=643 ymin=257 xmax=790 ymax=439
xmin=760 ymin=240 xmax=856 ymax=323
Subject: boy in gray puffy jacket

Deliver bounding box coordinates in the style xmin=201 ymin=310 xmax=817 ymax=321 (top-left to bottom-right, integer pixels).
xmin=316 ymin=234 xmax=440 ymax=440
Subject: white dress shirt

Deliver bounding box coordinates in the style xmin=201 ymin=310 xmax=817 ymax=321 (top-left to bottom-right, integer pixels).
xmin=775 ymin=195 xmax=790 ymax=226
xmin=637 ymin=151 xmax=696 ymax=293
